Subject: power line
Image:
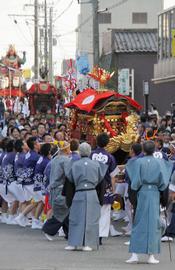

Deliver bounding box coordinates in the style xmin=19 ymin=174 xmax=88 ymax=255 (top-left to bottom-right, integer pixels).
xmin=57 ymin=38 xmax=66 ymax=58
xmin=75 ymin=15 xmax=92 ymax=31
xmin=54 ymin=0 xmax=74 ymax=22
xmin=54 ymin=0 xmax=62 ymax=6
xmin=106 ymin=0 xmax=128 ymax=11
xmin=76 ymin=0 xmax=129 ymax=31
xmin=55 ymin=29 xmax=75 ymax=37
xmin=25 ymin=20 xmax=34 ymax=41
xmin=53 ymin=0 xmax=129 ymax=38
xmin=9 ymin=17 xmax=33 ymax=46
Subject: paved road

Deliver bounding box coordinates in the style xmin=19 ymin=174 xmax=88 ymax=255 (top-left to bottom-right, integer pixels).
xmin=0 ymin=223 xmax=175 ymax=270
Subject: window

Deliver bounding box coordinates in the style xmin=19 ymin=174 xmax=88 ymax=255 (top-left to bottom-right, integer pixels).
xmin=158 ymin=8 xmax=175 ymax=59
xmin=98 ymin=13 xmax=111 ymax=24
xmin=132 ymin=12 xmax=147 ymax=24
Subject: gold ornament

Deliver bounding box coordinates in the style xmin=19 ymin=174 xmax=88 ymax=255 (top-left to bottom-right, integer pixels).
xmin=106 ymin=114 xmax=139 ymax=153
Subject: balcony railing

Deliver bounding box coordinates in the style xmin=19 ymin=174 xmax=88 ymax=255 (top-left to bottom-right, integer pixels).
xmin=153 ymin=57 xmax=175 ymax=83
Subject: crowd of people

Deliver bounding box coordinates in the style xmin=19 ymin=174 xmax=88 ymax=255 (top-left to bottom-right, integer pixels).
xmin=0 ymin=106 xmax=175 ymax=264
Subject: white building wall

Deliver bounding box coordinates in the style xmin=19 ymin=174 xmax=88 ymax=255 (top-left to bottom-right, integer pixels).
xmin=77 ymin=0 xmax=163 ymax=68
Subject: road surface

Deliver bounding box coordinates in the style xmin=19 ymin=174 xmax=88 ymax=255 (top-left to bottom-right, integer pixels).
xmin=0 ymin=223 xmax=174 ymax=270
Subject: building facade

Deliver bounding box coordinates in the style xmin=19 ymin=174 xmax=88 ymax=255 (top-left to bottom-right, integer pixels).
xmin=101 ymin=28 xmax=174 ymax=114
xmin=154 ymin=5 xmax=175 ymax=82
xmin=77 ymin=0 xmax=163 ymax=68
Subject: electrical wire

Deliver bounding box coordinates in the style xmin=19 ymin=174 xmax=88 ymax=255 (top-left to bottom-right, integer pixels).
xmin=48 ymin=0 xmax=129 ymax=39
xmin=76 ymin=0 xmax=129 ymax=31
xmin=106 ymin=0 xmax=128 ymax=11
xmin=54 ymin=0 xmax=62 ymax=6
xmin=10 ymin=17 xmax=33 ymax=47
xmin=57 ymin=38 xmax=66 ymax=58
xmin=54 ymin=0 xmax=74 ymax=22
xmin=75 ymin=14 xmax=92 ymax=32
xmin=25 ymin=20 xmax=34 ymax=41
xmin=57 ymin=0 xmax=127 ymax=38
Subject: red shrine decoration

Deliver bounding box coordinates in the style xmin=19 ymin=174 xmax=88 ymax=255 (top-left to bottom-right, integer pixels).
xmin=65 ymin=88 xmax=142 ymax=112
xmin=0 ymin=44 xmax=26 ymax=97
xmin=65 ymin=67 xmax=142 ymax=152
xmin=27 ymin=82 xmax=57 ymax=114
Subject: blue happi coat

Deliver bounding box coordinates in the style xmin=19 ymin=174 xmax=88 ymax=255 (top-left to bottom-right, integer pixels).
xmin=14 ymin=152 xmax=25 ymax=184
xmin=42 ymin=162 xmax=51 ymax=195
xmin=126 ymin=155 xmax=173 ymax=254
xmin=33 ymin=156 xmax=50 ymax=191
xmin=21 ymin=150 xmax=40 ymax=185
xmin=2 ymin=152 xmax=16 ymax=185
xmin=0 ymin=151 xmax=6 ymax=184
xmin=91 ymin=147 xmax=116 ymax=187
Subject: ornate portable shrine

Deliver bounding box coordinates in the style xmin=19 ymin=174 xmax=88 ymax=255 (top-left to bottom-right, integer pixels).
xmin=27 ymin=82 xmax=57 ymax=114
xmin=65 ymin=67 xmax=142 ymax=153
xmin=0 ymin=45 xmax=26 ymax=97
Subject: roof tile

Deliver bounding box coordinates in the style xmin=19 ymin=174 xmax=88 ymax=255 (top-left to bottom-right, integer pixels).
xmin=113 ymin=29 xmax=157 ymax=53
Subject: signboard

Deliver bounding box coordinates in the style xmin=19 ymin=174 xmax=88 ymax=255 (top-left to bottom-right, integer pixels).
xmin=118 ymin=69 xmax=130 ymax=95
xmin=143 ymin=81 xmax=149 ymax=95
xmin=171 ymin=29 xmax=175 ymax=57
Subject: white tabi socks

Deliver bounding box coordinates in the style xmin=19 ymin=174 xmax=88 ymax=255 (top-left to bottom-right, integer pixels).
xmin=147 ymin=255 xmax=159 ymax=264
xmin=126 ymin=253 xmax=139 ymax=263
xmin=126 ymin=253 xmax=159 ymax=264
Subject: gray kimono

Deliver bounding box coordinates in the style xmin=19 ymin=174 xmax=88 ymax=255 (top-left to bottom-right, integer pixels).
xmin=170 ymin=169 xmax=175 ymax=192
xmin=49 ymin=154 xmax=70 ymax=222
xmin=66 ymin=157 xmax=107 ymax=248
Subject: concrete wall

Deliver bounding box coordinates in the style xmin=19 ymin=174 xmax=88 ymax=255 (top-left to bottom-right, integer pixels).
xmin=77 ymin=0 xmax=163 ymax=68
xmin=114 ymin=52 xmax=175 ymax=115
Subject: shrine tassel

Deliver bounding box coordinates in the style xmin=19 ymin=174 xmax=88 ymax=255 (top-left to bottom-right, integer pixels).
xmin=100 ymin=114 xmax=117 ymax=137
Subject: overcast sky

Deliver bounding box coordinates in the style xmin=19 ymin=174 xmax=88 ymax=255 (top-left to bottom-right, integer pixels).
xmin=0 ymin=0 xmax=174 ymax=74
xmin=0 ymin=0 xmax=80 ymax=74
xmin=165 ymin=0 xmax=175 ymax=8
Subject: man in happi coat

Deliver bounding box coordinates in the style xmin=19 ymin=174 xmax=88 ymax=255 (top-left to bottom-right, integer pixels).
xmin=1 ymin=139 xmax=18 ymax=224
xmin=15 ymin=137 xmax=40 ymax=227
xmin=126 ymin=140 xmax=173 ymax=264
xmin=90 ymin=133 xmax=118 ymax=242
xmin=65 ymin=142 xmax=107 ymax=251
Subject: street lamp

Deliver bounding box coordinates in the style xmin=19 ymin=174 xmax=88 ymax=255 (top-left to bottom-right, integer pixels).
xmin=143 ymin=81 xmax=149 ymax=120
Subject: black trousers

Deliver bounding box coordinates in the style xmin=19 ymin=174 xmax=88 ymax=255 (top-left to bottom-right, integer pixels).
xmin=42 ymin=215 xmax=69 ymax=238
xmin=164 ymin=214 xmax=175 ymax=237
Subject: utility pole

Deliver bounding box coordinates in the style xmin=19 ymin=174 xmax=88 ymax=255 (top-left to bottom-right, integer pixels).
xmin=92 ymin=0 xmax=99 ymax=66
xmin=44 ymin=0 xmax=48 ymax=79
xmin=49 ymin=7 xmax=53 ymax=84
xmin=34 ymin=0 xmax=39 ymax=82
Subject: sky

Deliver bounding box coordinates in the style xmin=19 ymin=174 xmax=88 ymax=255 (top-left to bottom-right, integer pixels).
xmin=0 ymin=0 xmax=80 ymax=74
xmin=164 ymin=0 xmax=175 ymax=8
xmin=0 ymin=0 xmax=175 ymax=75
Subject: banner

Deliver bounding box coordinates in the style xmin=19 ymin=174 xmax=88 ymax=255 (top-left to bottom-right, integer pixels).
xmin=118 ymin=69 xmax=130 ymax=95
xmin=171 ymin=29 xmax=175 ymax=57
xmin=76 ymin=53 xmax=90 ymax=75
